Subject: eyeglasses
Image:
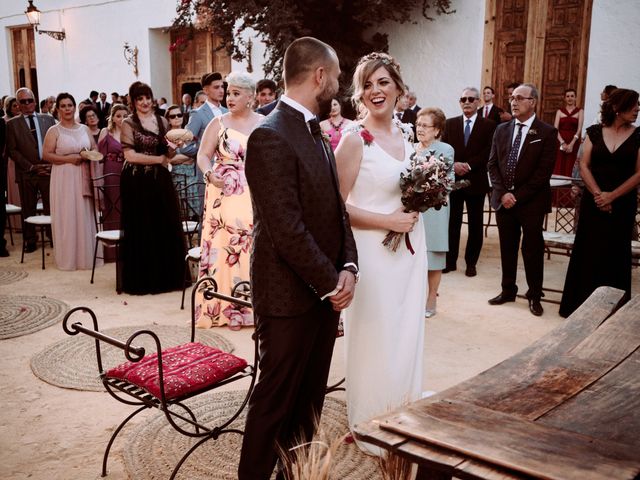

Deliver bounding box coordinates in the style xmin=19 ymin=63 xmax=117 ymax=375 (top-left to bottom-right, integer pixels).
xmin=459 ymin=97 xmax=478 ymax=103
xmin=416 ymin=123 xmax=435 ymax=129
xmin=19 ymin=98 xmax=35 ymax=105
xmin=509 ymin=95 xmax=534 ymax=103
xmin=168 ymin=113 xmax=184 ymax=119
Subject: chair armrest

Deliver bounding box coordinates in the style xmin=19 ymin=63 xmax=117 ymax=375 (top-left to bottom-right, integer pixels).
xmin=62 ymin=306 xmax=146 ymax=373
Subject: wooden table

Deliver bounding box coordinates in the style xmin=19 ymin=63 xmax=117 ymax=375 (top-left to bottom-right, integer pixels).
xmin=354 ymin=287 xmax=640 ymax=480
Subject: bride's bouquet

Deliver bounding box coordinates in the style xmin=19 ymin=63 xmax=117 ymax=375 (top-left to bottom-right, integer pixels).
xmin=382 ymin=151 xmax=468 ymax=253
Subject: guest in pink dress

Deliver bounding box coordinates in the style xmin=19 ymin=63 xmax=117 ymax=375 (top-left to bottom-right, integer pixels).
xmin=320 ymin=98 xmax=354 ymax=150
xmin=97 ymin=103 xmax=128 ymax=231
xmin=42 ymin=93 xmax=101 ymax=271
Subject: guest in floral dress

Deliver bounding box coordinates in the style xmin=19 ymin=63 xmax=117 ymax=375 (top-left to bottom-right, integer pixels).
xmin=195 ymin=72 xmax=263 ymax=329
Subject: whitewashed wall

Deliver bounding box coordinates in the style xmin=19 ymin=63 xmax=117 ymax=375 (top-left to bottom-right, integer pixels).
xmin=582 ymin=0 xmax=640 ymax=131
xmin=0 ymin=0 xmax=258 ymax=104
xmin=384 ymin=0 xmax=487 ymax=119
xmin=1 ymin=0 xmax=638 ymax=120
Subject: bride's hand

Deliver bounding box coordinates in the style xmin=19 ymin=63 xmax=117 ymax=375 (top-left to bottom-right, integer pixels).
xmin=386 ymin=207 xmax=418 ymax=233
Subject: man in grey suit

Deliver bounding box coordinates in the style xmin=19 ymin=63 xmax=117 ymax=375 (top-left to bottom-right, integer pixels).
xmin=239 ymin=37 xmax=358 ymax=479
xmin=6 ymin=88 xmax=56 ymax=252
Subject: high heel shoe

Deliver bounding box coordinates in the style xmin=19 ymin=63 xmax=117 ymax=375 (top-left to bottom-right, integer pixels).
xmin=425 ymin=308 xmax=436 ymax=318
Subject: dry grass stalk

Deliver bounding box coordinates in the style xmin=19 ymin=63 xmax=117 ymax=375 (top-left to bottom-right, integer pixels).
xmin=281 ymin=430 xmax=349 ymax=480
xmin=378 ymin=450 xmax=414 ymax=480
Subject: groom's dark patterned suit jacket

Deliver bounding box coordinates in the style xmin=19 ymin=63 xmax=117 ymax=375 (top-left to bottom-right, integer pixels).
xmin=245 ymin=101 xmax=358 ymax=317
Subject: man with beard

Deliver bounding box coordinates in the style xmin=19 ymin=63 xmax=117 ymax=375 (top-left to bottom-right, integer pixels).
xmin=239 ymin=36 xmax=358 ymax=480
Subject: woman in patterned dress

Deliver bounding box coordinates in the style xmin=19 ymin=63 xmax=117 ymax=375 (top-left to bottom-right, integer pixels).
xmin=194 ymin=72 xmax=263 ymax=329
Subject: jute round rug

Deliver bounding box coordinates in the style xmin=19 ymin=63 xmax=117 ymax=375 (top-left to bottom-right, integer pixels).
xmin=0 ymin=294 xmax=68 ymax=339
xmin=124 ymin=390 xmax=383 ymax=480
xmin=0 ymin=270 xmax=28 ymax=286
xmin=30 ymin=325 xmax=236 ymax=392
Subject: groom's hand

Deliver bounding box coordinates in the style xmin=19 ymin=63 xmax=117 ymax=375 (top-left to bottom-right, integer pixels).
xmin=329 ymin=270 xmax=356 ymax=311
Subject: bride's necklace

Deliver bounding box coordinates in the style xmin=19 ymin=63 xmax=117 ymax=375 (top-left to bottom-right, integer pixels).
xmin=329 ymin=117 xmax=345 ymax=130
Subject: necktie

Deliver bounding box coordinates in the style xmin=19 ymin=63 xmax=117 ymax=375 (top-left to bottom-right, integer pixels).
xmin=308 ymin=118 xmax=329 ymax=164
xmin=505 ymin=123 xmax=524 ymax=190
xmin=396 ymin=112 xmax=403 ymax=121
xmin=28 ymin=115 xmax=38 ymax=144
xmin=485 ymin=106 xmax=489 ymax=118
xmin=463 ymin=119 xmax=471 ymax=146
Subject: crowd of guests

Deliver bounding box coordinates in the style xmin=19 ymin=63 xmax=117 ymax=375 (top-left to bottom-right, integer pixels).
xmin=0 ymin=37 xmax=638 ymax=479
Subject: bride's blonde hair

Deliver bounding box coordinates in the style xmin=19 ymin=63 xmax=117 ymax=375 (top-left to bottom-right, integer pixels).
xmin=351 ymin=52 xmax=406 ymax=108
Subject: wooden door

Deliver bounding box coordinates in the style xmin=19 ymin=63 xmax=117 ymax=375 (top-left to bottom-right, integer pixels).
xmin=10 ymin=26 xmax=39 ymax=101
xmin=539 ymin=0 xmax=592 ymax=124
xmin=170 ymin=30 xmax=231 ymax=104
xmin=484 ymin=0 xmax=592 ymax=122
xmin=491 ymin=0 xmax=529 ymax=113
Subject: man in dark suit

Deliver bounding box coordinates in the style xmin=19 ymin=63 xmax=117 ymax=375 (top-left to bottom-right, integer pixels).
xmin=6 ymin=88 xmax=56 ymax=252
xmin=478 ymin=86 xmax=505 ymax=124
xmin=487 ymin=83 xmax=557 ymax=316
xmin=96 ymin=92 xmax=111 ymax=128
xmin=239 ymin=36 xmax=358 ymax=480
xmin=442 ymin=87 xmax=496 ymax=276
xmin=407 ymin=90 xmax=421 ymax=114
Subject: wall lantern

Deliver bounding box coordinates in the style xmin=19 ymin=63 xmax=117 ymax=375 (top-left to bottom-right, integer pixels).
xmin=123 ymin=42 xmax=139 ymax=78
xmin=25 ymin=0 xmax=66 ymax=41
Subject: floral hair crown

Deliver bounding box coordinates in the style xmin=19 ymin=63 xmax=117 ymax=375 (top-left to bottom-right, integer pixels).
xmin=358 ymin=52 xmax=401 ymax=72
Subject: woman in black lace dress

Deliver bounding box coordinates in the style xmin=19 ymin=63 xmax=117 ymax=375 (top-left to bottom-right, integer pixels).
xmin=120 ymin=81 xmax=185 ymax=294
xmin=559 ymin=89 xmax=640 ymax=317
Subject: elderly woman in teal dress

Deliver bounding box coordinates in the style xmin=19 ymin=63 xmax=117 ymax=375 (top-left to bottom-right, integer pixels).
xmin=415 ymin=107 xmax=455 ymax=317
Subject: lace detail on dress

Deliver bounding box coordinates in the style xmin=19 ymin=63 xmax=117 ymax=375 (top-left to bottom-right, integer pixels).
xmin=393 ymin=117 xmax=415 ymax=142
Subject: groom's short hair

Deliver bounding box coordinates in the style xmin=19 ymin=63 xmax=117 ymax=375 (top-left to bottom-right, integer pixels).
xmin=283 ymin=37 xmax=335 ymax=87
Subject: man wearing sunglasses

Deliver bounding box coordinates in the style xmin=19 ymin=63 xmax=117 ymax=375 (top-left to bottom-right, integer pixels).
xmin=442 ymin=87 xmax=496 ymax=277
xmin=5 ymin=88 xmax=56 ymax=253
xmin=487 ymin=83 xmax=557 ymax=316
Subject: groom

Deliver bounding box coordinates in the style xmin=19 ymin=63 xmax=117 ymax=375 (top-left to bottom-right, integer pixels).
xmin=239 ymin=37 xmax=359 ymax=479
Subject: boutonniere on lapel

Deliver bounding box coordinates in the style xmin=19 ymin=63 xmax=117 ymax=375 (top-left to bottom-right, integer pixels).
xmin=321 ymin=132 xmax=332 ymax=149
xmin=527 ymin=128 xmax=538 ymax=136
xmin=360 ymin=128 xmax=375 ymax=146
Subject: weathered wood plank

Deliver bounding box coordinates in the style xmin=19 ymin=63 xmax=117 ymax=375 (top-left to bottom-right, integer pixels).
xmin=432 ymin=287 xmax=626 ymax=415
xmin=379 ymin=400 xmax=640 ymax=480
xmin=353 ymin=418 xmax=410 ymax=449
xmin=540 ymin=348 xmax=640 ymax=447
xmin=455 ymin=459 xmax=529 ymax=480
xmin=568 ymin=293 xmax=640 ymax=363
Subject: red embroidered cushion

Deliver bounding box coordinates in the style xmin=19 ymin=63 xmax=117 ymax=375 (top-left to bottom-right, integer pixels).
xmin=105 ymin=342 xmax=248 ymax=400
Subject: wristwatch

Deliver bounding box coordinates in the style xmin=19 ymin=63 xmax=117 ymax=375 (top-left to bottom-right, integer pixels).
xmin=344 ymin=265 xmax=360 ymax=283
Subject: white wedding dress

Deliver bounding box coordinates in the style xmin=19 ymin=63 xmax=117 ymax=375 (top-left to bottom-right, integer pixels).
xmin=343 ymin=126 xmax=427 ymax=455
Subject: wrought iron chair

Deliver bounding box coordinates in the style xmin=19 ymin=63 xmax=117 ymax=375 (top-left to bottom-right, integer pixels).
xmin=62 ymin=276 xmax=258 ymax=479
xmin=175 ymin=180 xmax=205 ymax=248
xmin=5 ymin=203 xmax=22 ymax=245
xmin=543 ymin=179 xmax=583 ymax=259
xmin=90 ymin=173 xmax=123 ymax=290
xmin=20 ymin=215 xmax=52 ymax=269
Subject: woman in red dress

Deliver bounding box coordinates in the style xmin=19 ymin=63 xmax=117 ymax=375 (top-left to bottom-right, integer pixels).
xmin=553 ymin=88 xmax=584 ymax=176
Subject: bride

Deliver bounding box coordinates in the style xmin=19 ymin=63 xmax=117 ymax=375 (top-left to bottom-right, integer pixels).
xmin=335 ymin=52 xmax=427 ymax=455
